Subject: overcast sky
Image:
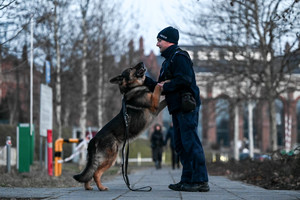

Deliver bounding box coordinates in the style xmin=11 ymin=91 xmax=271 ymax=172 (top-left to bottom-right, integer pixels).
xmin=120 ymin=0 xmax=208 ymax=55
xmin=120 ymin=0 xmax=299 ymax=56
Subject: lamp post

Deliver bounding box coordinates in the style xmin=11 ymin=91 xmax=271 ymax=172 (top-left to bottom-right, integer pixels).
xmin=30 ymin=17 xmax=34 ymax=136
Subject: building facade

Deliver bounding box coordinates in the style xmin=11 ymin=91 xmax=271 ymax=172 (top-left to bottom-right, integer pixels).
xmin=180 ymin=45 xmax=300 ymax=153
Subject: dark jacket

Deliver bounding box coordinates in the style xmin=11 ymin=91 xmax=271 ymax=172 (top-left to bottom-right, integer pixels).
xmin=151 ymin=130 xmax=164 ymax=149
xmin=145 ymin=45 xmax=201 ymax=114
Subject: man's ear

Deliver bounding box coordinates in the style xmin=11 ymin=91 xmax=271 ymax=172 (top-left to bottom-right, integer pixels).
xmin=110 ymin=75 xmax=123 ymax=84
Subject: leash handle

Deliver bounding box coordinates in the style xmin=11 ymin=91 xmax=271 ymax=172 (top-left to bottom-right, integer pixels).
xmin=121 ymin=98 xmax=152 ymax=192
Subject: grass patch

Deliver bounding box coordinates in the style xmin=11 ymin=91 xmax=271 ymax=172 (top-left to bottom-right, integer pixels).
xmin=128 ymin=138 xmax=152 ymax=158
xmin=127 ymin=138 xmax=172 ymax=165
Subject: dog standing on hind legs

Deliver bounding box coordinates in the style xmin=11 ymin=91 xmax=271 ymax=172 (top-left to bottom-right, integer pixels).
xmin=73 ymin=62 xmax=166 ymax=191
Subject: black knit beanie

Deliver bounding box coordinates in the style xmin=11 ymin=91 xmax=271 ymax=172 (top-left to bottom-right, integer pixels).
xmin=157 ymin=26 xmax=179 ymax=44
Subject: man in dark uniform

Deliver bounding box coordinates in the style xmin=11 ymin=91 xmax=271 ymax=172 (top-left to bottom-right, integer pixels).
xmin=144 ymin=26 xmax=209 ymax=192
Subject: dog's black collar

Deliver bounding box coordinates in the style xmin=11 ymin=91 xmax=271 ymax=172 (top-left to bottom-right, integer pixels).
xmin=123 ymin=86 xmax=148 ymax=97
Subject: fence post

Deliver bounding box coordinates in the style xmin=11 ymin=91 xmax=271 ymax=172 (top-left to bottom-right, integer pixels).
xmin=6 ymin=136 xmax=12 ymax=173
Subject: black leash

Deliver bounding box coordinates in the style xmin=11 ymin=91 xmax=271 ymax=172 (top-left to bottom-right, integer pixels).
xmin=121 ymin=98 xmax=152 ymax=192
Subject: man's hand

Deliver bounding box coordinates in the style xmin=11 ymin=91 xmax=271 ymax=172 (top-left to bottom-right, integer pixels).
xmin=157 ymin=80 xmax=170 ymax=92
xmin=157 ymin=82 xmax=164 ymax=87
xmin=157 ymin=82 xmax=164 ymax=92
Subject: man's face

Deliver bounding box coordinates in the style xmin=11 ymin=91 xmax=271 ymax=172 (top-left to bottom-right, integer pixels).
xmin=156 ymin=38 xmax=173 ymax=53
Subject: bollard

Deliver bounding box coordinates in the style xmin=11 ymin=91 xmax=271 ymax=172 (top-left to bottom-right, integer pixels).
xmin=137 ymin=152 xmax=141 ymax=166
xmin=54 ymin=138 xmax=83 ymax=176
xmin=54 ymin=138 xmax=63 ymax=176
xmin=6 ymin=136 xmax=12 ymax=173
xmin=47 ymin=130 xmax=53 ymax=176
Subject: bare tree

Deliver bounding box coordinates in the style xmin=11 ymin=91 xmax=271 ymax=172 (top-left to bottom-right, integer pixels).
xmin=22 ymin=0 xmax=71 ymax=139
xmin=0 ymin=0 xmax=15 ymax=10
xmin=53 ymin=0 xmax=62 ymax=138
xmin=79 ymin=0 xmax=89 ymax=166
xmin=84 ymin=0 xmax=131 ymax=129
xmin=0 ymin=1 xmax=36 ymax=125
xmin=185 ymin=0 xmax=300 ymax=151
xmin=0 ymin=0 xmax=139 ymax=140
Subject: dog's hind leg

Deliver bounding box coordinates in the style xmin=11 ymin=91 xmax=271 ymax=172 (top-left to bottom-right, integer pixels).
xmin=84 ymin=181 xmax=93 ymax=190
xmin=94 ymin=151 xmax=118 ymax=191
xmin=93 ymin=163 xmax=110 ymax=191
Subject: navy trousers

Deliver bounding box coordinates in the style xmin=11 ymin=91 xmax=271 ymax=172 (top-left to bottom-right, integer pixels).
xmin=172 ymin=106 xmax=208 ymax=183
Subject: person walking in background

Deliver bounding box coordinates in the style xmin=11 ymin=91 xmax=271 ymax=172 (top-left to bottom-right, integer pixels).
xmin=164 ymin=123 xmax=180 ymax=170
xmin=144 ymin=26 xmax=209 ymax=192
xmin=150 ymin=124 xmax=164 ymax=169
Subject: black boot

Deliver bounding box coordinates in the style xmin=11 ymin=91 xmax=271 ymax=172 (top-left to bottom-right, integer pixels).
xmin=181 ymin=182 xmax=210 ymax=192
xmin=168 ymin=181 xmax=187 ymax=191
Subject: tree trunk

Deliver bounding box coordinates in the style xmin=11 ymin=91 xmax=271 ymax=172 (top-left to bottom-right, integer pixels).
xmin=269 ymin=98 xmax=277 ymax=151
xmin=79 ymin=1 xmax=89 ymax=167
xmin=63 ymin=106 xmax=70 ymax=127
xmin=97 ymin=40 xmax=103 ymax=129
xmin=54 ymin=0 xmax=62 ymax=138
xmin=8 ymin=93 xmax=17 ymax=125
xmin=265 ymin=61 xmax=278 ymax=151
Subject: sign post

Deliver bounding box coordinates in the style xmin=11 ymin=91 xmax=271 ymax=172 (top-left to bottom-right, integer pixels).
xmin=39 ymin=84 xmax=53 ymax=169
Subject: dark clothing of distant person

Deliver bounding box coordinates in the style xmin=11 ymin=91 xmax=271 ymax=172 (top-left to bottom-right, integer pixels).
xmin=151 ymin=125 xmax=164 ymax=169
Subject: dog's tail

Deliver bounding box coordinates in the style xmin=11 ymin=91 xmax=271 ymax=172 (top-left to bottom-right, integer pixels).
xmin=73 ymin=140 xmax=98 ymax=183
xmin=73 ymin=159 xmax=95 ymax=182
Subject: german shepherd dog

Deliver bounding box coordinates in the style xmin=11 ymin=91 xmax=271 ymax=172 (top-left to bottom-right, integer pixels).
xmin=73 ymin=62 xmax=166 ymax=191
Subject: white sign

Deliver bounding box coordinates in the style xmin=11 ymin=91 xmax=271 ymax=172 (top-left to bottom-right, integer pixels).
xmin=39 ymin=84 xmax=53 ymax=137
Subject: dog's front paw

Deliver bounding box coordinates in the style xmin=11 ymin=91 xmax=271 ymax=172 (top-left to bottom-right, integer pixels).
xmin=155 ymin=84 xmax=163 ymax=93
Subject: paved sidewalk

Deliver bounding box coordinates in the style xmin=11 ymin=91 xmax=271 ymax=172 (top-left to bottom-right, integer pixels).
xmin=0 ymin=167 xmax=299 ymax=200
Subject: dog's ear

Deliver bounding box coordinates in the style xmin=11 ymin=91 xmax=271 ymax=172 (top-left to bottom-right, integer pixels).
xmin=110 ymin=75 xmax=123 ymax=84
xmin=135 ymin=62 xmax=144 ymax=68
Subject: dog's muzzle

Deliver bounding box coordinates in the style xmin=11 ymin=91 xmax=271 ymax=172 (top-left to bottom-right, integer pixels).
xmin=136 ymin=66 xmax=146 ymax=77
